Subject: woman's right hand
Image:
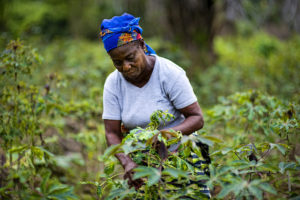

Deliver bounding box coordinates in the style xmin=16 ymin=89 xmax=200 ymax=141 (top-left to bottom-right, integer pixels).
xmin=123 ymin=161 xmax=143 ymax=190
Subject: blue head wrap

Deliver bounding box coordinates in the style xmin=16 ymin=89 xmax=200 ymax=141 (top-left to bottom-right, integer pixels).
xmin=100 ymin=13 xmax=156 ymax=55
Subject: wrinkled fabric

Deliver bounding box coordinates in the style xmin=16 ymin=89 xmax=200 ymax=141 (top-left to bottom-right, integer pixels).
xmin=100 ymin=13 xmax=155 ymax=55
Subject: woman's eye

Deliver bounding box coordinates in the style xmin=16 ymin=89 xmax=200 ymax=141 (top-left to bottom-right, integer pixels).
xmin=114 ymin=61 xmax=122 ymax=66
xmin=127 ymin=55 xmax=135 ymax=61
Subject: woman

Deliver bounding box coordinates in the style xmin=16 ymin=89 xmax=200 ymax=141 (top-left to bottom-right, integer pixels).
xmin=100 ymin=13 xmax=210 ymax=198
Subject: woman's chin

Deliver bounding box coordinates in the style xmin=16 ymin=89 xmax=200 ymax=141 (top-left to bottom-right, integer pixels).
xmin=123 ymin=72 xmax=140 ymax=80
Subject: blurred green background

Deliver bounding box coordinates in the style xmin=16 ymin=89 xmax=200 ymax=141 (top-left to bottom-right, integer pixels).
xmin=1 ymin=0 xmax=299 ymax=106
xmin=0 ymin=0 xmax=299 ymax=199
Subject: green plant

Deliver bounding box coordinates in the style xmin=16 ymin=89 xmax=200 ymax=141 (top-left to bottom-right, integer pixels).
xmin=204 ymin=91 xmax=300 ymax=199
xmin=83 ymin=110 xmax=219 ymax=199
xmin=84 ymin=91 xmax=300 ymax=200
xmin=0 ymin=40 xmax=77 ymax=199
xmin=195 ymin=32 xmax=300 ymax=106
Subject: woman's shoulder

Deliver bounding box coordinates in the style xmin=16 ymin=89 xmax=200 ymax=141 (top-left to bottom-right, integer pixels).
xmin=104 ymin=70 xmax=121 ymax=91
xmin=155 ymin=55 xmax=186 ymax=78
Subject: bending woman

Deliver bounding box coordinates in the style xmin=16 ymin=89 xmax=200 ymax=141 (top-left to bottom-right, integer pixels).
xmin=100 ymin=13 xmax=210 ymax=198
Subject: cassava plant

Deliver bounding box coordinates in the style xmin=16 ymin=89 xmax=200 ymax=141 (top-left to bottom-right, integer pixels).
xmin=83 ymin=110 xmax=218 ymax=200
xmin=84 ymin=91 xmax=300 ymax=200
xmin=204 ymin=91 xmax=300 ymax=199
xmin=0 ymin=40 xmax=77 ymax=199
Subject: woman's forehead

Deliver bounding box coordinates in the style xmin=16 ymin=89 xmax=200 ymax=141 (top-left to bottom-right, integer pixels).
xmin=109 ymin=41 xmax=140 ymax=58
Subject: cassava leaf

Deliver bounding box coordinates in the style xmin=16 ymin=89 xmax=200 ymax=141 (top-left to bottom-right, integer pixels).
xmin=257 ymin=182 xmax=277 ymax=195
xmin=162 ymin=168 xmax=188 ymax=178
xmin=270 ymin=143 xmax=286 ymax=155
xmin=133 ymin=166 xmax=161 ymax=186
xmin=100 ymin=144 xmax=122 ymax=160
xmin=248 ymin=185 xmax=263 ymax=200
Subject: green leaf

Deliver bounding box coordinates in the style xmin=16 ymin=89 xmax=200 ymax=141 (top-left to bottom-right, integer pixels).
xmin=218 ymin=179 xmax=247 ymax=198
xmin=162 ymin=168 xmax=188 ymax=178
xmin=258 ymin=182 xmax=277 ymax=195
xmin=259 ymin=163 xmax=278 ymax=173
xmin=41 ymin=170 xmax=51 ymax=193
xmin=210 ymin=150 xmax=221 ymax=156
xmin=48 ymin=184 xmax=69 ymax=194
xmin=100 ymin=144 xmax=122 ymax=161
xmin=232 ymin=180 xmax=247 ymax=196
xmin=36 ymin=146 xmax=54 ymax=159
xmin=122 ymin=140 xmax=135 ymax=154
xmin=248 ymin=185 xmax=263 ymax=200
xmin=133 ymin=166 xmax=161 ymax=186
xmin=218 ymin=166 xmax=234 ymax=175
xmin=31 ymin=146 xmax=53 ymax=160
xmin=202 ymin=135 xmax=223 ymax=143
xmin=279 ymin=162 xmax=296 ymax=174
xmin=221 ymin=147 xmax=233 ymax=155
xmin=8 ymin=145 xmax=28 ymax=153
xmin=217 ymin=185 xmax=234 ymax=198
xmin=31 ymin=146 xmax=44 ymax=160
xmin=106 ymin=187 xmax=135 ymax=200
xmin=248 ymin=107 xmax=255 ymax=121
xmin=196 ymin=136 xmax=213 ymax=146
xmin=295 ymin=155 xmax=300 ymax=165
xmin=97 ymin=185 xmax=102 ymax=197
xmin=47 ymin=185 xmax=78 ymax=200
xmin=289 ymin=196 xmax=300 ymax=200
xmin=270 ymin=143 xmax=286 ymax=155
xmin=230 ymin=160 xmax=249 ymax=166
xmin=104 ymin=162 xmax=115 ymax=175
xmin=79 ymin=181 xmax=98 ymax=186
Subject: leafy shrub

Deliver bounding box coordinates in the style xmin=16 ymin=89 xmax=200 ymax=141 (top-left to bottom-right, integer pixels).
xmin=0 ymin=40 xmax=77 ymax=199
xmin=84 ymin=91 xmax=300 ymax=200
xmin=204 ymin=91 xmax=300 ymax=199
xmin=196 ymin=32 xmax=300 ymax=106
xmin=85 ymin=110 xmax=222 ymax=199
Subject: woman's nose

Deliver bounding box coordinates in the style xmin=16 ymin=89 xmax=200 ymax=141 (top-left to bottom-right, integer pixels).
xmin=122 ymin=62 xmax=131 ymax=72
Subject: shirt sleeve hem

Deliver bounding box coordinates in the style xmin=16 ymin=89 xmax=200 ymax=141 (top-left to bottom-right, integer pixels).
xmin=175 ymin=98 xmax=198 ymax=109
xmin=102 ymin=115 xmax=121 ymax=120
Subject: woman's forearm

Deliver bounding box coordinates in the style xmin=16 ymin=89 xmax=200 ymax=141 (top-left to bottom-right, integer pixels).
xmin=169 ymin=114 xmax=204 ymax=135
xmin=105 ymin=132 xmax=134 ymax=167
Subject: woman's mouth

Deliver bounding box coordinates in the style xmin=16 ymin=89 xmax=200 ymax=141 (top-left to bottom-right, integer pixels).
xmin=123 ymin=70 xmax=137 ymax=77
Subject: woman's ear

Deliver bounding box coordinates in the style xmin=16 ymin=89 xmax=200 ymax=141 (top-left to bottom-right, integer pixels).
xmin=138 ymin=39 xmax=146 ymax=51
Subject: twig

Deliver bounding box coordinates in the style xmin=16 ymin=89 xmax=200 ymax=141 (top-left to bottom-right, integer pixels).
xmin=100 ymin=172 xmax=124 ymax=187
xmin=288 ymin=171 xmax=291 ymax=192
xmin=234 ymin=152 xmax=241 ymax=160
xmin=258 ymin=148 xmax=271 ymax=162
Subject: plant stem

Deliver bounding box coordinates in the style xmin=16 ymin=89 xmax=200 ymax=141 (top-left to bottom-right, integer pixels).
xmin=100 ymin=172 xmax=124 ymax=187
xmin=288 ymin=171 xmax=291 ymax=192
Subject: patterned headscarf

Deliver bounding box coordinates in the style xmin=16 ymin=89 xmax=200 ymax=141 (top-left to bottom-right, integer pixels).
xmin=100 ymin=13 xmax=156 ymax=55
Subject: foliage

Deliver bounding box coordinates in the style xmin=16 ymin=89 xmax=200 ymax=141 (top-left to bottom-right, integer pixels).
xmin=0 ymin=0 xmax=123 ymax=41
xmin=0 ymin=40 xmax=77 ymax=199
xmin=195 ymin=32 xmax=300 ymax=106
xmin=204 ymin=91 xmax=300 ymax=199
xmin=86 ymin=110 xmax=218 ymax=199
xmin=83 ymin=91 xmax=300 ymax=200
xmin=1 ymin=18 xmax=299 ymax=199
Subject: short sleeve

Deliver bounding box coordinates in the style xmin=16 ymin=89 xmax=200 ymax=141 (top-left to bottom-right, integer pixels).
xmin=102 ymin=75 xmax=121 ymax=120
xmin=167 ymin=73 xmax=197 ymax=109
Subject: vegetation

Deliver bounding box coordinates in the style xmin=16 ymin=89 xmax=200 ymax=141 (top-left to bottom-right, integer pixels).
xmin=1 ymin=38 xmax=299 ymax=199
xmin=0 ymin=0 xmax=300 ymax=199
xmin=193 ymin=32 xmax=300 ymax=106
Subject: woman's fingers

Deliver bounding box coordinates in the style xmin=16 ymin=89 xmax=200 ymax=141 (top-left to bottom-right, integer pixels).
xmin=160 ymin=130 xmax=177 ymax=139
xmin=124 ymin=170 xmax=144 ymax=190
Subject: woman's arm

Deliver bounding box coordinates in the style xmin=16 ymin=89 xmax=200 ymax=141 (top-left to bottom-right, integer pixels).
xmin=104 ymin=119 xmax=143 ymax=189
xmin=167 ymin=102 xmax=204 ymax=135
xmin=104 ymin=120 xmax=132 ymax=166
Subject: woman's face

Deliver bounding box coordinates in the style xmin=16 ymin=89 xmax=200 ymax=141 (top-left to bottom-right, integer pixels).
xmin=108 ymin=40 xmax=148 ymax=81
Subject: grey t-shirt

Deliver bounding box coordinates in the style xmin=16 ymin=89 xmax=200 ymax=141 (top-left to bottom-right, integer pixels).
xmin=102 ymin=55 xmax=197 ymax=130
